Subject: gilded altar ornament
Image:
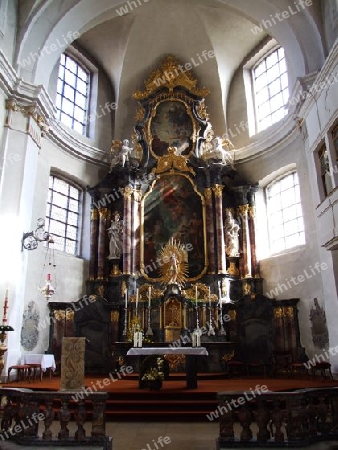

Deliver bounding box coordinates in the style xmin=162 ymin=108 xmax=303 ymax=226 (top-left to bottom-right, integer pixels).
xmin=133 ymin=55 xmax=210 ymax=98
xmin=153 ymin=146 xmax=195 ymax=175
xmin=196 ymin=100 xmax=209 ymax=120
xmin=227 ymin=260 xmax=239 ymax=276
xmin=158 ymin=239 xmax=188 ymax=287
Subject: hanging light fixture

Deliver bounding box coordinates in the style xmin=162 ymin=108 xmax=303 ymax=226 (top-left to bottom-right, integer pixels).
xmin=38 ymin=240 xmax=57 ymax=300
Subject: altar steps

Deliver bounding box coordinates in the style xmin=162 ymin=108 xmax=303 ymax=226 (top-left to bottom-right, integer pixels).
xmin=105 ymin=391 xmax=218 ymax=421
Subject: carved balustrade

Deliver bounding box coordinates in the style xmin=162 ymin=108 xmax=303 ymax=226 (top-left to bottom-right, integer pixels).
xmin=0 ymin=388 xmax=112 ymax=449
xmin=216 ymin=387 xmax=338 ymax=448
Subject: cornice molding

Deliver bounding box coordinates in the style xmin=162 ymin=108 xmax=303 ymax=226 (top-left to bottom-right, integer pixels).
xmin=234 ymin=113 xmax=301 ymax=164
xmin=0 ymin=49 xmax=108 ymax=167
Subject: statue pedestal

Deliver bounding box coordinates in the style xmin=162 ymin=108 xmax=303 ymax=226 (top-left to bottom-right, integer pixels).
xmin=108 ymin=257 xmax=121 ymax=277
xmin=60 ymin=337 xmax=85 ymax=391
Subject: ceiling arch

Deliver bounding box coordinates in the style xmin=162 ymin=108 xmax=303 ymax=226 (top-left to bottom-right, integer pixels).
xmin=15 ymin=0 xmax=325 ymax=137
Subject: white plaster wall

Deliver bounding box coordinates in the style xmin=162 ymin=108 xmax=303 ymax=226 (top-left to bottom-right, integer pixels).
xmin=236 ymin=132 xmax=326 ymax=361
xmin=0 ymin=0 xmax=18 ymax=64
xmin=21 ymin=136 xmax=104 ymax=355
xmin=322 ymin=0 xmax=338 ymax=53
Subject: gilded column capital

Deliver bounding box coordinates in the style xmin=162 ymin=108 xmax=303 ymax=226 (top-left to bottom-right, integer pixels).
xmin=237 ymin=204 xmax=249 ymax=217
xmin=204 ymin=188 xmax=212 ymax=200
xmin=123 ymin=186 xmax=133 ymax=198
xmin=133 ymin=189 xmax=143 ymax=202
xmin=91 ymin=208 xmax=99 ymax=221
xmin=212 ymin=184 xmax=223 ymax=198
xmin=6 ymin=98 xmax=50 ymax=135
xmin=248 ymin=205 xmax=255 ymax=219
xmin=98 ymin=208 xmax=108 ymax=219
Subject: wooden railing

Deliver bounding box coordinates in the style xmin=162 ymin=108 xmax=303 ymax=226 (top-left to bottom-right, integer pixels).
xmin=216 ymin=387 xmax=338 ymax=448
xmin=0 ymin=388 xmax=112 ymax=448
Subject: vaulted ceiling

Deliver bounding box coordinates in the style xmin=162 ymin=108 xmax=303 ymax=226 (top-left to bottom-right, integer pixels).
xmin=17 ymin=0 xmax=325 ymax=138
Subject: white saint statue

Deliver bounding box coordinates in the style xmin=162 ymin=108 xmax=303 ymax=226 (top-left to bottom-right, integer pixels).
xmin=107 ymin=212 xmax=124 ymax=259
xmin=225 ymin=210 xmax=240 ymax=257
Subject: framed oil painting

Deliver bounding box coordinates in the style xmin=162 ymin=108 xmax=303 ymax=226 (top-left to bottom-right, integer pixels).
xmin=141 ymin=174 xmax=206 ymax=280
xmin=149 ymin=100 xmax=194 ymax=158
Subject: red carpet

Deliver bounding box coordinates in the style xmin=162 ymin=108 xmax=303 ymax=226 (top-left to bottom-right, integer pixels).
xmin=5 ymin=373 xmax=338 ymax=421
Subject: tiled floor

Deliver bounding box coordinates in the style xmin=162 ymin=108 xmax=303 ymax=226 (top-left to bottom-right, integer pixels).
xmin=107 ymin=422 xmax=219 ymax=450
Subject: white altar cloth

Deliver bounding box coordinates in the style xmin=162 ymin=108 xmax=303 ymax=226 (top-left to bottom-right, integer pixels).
xmin=127 ymin=347 xmax=208 ymax=356
xmin=22 ymin=354 xmax=56 ymax=372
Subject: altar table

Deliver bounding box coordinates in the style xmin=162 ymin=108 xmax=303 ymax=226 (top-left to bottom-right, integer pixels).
xmin=127 ymin=347 xmax=208 ymax=389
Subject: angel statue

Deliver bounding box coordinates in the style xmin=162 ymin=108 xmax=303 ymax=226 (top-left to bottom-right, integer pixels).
xmin=110 ymin=138 xmax=135 ymax=169
xmin=107 ymin=212 xmax=124 ymax=259
xmin=211 ymin=136 xmax=235 ymax=168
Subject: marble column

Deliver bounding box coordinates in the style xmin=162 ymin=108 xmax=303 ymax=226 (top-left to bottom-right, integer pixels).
xmin=89 ymin=207 xmax=99 ymax=280
xmin=212 ymin=184 xmax=226 ymax=274
xmin=123 ymin=186 xmax=133 ymax=275
xmin=237 ymin=204 xmax=251 ymax=278
xmin=97 ymin=208 xmax=108 ymax=280
xmin=204 ymin=188 xmax=216 ymax=273
xmin=131 ymin=189 xmax=142 ymax=276
xmin=248 ymin=205 xmax=260 ymax=278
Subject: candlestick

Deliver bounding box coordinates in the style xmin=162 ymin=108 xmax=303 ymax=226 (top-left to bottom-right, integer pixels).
xmin=2 ymin=289 xmax=9 ymax=324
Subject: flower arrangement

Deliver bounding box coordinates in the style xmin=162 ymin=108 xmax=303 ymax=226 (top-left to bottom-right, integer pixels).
xmin=141 ymin=357 xmax=165 ymax=382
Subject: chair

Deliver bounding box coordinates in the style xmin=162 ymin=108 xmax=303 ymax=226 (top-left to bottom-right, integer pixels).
xmin=220 ymin=352 xmax=248 ymax=377
xmin=7 ymin=364 xmax=31 ymax=382
xmin=271 ymin=350 xmax=292 ymax=378
xmin=311 ymin=362 xmax=333 ymax=380
xmin=26 ymin=363 xmax=42 ymax=381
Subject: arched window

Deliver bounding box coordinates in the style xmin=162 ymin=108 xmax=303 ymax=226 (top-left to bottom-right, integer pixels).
xmin=266 ymin=172 xmax=305 ymax=254
xmin=56 ymin=53 xmax=90 ymax=135
xmin=253 ymin=47 xmax=289 ymax=133
xmin=45 ymin=175 xmax=81 ymax=255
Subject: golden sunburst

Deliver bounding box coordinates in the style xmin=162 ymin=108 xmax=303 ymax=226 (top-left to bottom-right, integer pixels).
xmin=158 ymin=238 xmax=189 ymax=287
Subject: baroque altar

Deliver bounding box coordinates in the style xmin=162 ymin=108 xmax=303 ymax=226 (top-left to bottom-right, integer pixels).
xmin=48 ymin=56 xmax=305 ymax=374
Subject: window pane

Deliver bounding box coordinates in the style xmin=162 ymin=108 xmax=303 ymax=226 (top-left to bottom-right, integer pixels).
xmin=64 ymin=69 xmax=76 ymax=86
xmin=267 ymin=172 xmax=305 ymax=253
xmin=46 ymin=175 xmax=80 ymax=255
xmin=56 ymin=53 xmax=89 ymax=135
xmin=254 ymin=48 xmax=289 ymax=132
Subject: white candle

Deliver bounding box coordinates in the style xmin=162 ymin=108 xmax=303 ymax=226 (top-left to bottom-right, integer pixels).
xmin=195 ymin=285 xmax=198 ymax=305
xmin=148 ymin=286 xmax=151 ymax=308
xmin=136 ymin=288 xmax=139 ymax=310
xmin=125 ymin=291 xmax=128 ymax=309
xmin=197 ymin=333 xmax=201 ymax=347
xmin=208 ymin=287 xmax=211 ymax=307
xmin=218 ymin=286 xmax=222 ymax=305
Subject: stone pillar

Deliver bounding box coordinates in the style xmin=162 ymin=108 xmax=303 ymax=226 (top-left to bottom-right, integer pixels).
xmin=131 ymin=189 xmax=142 ymax=276
xmin=123 ymin=186 xmax=133 ymax=275
xmin=248 ymin=205 xmax=259 ymax=278
xmin=60 ymin=337 xmax=86 ymax=391
xmin=204 ymin=188 xmax=216 ymax=273
xmin=237 ymin=205 xmax=251 ymax=278
xmin=97 ymin=208 xmax=108 ymax=280
xmin=212 ymin=184 xmax=226 ymax=274
xmin=89 ymin=207 xmax=99 ymax=280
